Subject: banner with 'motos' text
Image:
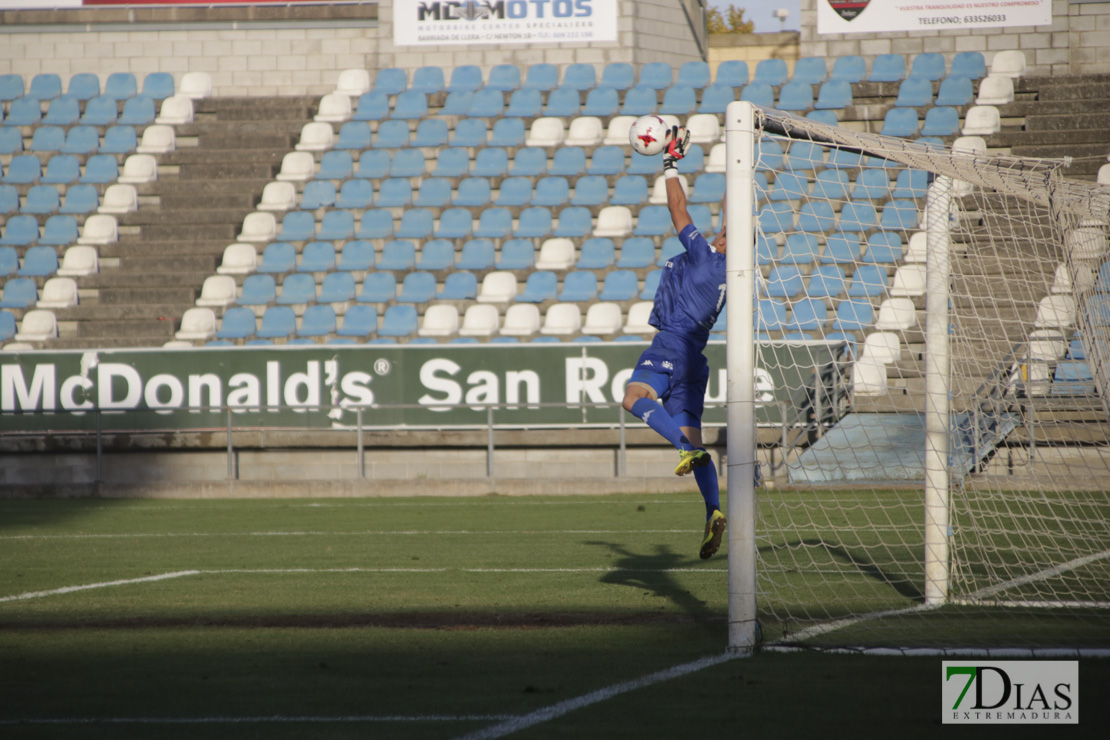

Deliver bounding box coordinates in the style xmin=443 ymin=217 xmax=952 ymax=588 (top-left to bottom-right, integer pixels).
xmin=393 ymin=0 xmax=618 ymax=46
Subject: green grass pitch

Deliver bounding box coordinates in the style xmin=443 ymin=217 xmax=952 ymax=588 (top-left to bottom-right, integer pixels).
xmin=1 ymin=495 xmax=1108 ymax=739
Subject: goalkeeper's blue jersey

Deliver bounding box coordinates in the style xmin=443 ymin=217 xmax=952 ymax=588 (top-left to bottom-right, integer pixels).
xmin=649 ymin=223 xmax=727 ymax=346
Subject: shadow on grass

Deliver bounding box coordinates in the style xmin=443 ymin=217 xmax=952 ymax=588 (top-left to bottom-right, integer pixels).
xmin=763 ymin=538 xmax=924 ymax=602
xmin=585 ymin=541 xmax=718 ymax=620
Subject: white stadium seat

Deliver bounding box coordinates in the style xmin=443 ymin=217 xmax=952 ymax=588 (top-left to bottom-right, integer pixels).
xmin=623 ymin=301 xmax=656 ymax=334
xmin=335 ymin=69 xmax=372 ymax=97
xmin=874 ymin=298 xmax=918 ymax=331
xmin=195 ymin=275 xmax=238 ymax=308
xmin=582 ymin=302 xmax=623 ymax=335
xmin=564 ymin=116 xmax=604 ymax=147
xmin=276 ymin=151 xmax=316 ymax=182
xmin=176 ymin=308 xmax=217 ymax=341
xmin=1050 ymin=263 xmax=1094 ymax=295
xmin=15 ymin=310 xmax=57 ymax=342
xmin=1033 ymin=295 xmax=1075 ymax=330
xmin=163 ymin=340 xmax=195 ymax=349
xmin=706 ymin=143 xmax=726 ymax=174
xmin=57 ymin=246 xmax=99 ymax=277
xmin=477 ymin=271 xmax=518 ymax=303
xmin=1065 ymin=226 xmax=1108 ymax=260
xmin=500 ymin=304 xmax=541 ymax=336
xmin=98 ymin=184 xmax=139 ymax=214
xmin=78 ymin=214 xmax=118 ymax=245
xmin=525 ymin=117 xmax=566 ymax=147
xmin=315 ymin=92 xmax=353 ymax=123
xmin=989 ymin=50 xmax=1026 ymax=79
xmin=117 ymin=154 xmax=158 ymax=184
xmin=975 ymin=75 xmax=1015 ymax=105
xmin=238 ymin=212 xmax=277 ymax=243
xmin=603 ymin=115 xmax=635 ymax=146
xmin=458 ymin=304 xmax=501 ymax=337
xmin=295 ymin=122 xmax=334 ymax=152
xmin=257 ymin=181 xmax=297 ymax=212
xmin=540 ymin=303 xmax=581 ymax=335
xmin=419 ymin=305 xmax=460 ymax=337
xmin=686 ymin=113 xmax=721 ymax=144
xmin=593 ymin=206 xmax=633 ymax=238
xmin=852 ymin=357 xmax=888 ymax=396
xmin=179 ymin=71 xmax=213 ymax=99
xmin=36 ymin=278 xmax=78 ymax=309
xmin=217 ymin=243 xmax=258 ymax=275
xmin=1027 ymin=330 xmax=1066 ymax=361
xmin=649 ymin=174 xmax=687 ymax=204
xmin=890 ymin=264 xmax=926 ymax=297
xmin=136 ymin=124 xmax=176 ymax=154
xmin=961 ymin=106 xmax=1000 ymax=136
xmin=861 ymin=332 xmax=901 ymax=364
xmin=904 ymin=232 xmax=928 ymax=263
xmin=534 ymin=238 xmax=576 ymax=270
xmin=155 ymin=95 xmax=195 ymax=124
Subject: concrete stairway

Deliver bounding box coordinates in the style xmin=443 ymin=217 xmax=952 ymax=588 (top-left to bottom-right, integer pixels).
xmin=52 ymin=96 xmax=317 ymax=349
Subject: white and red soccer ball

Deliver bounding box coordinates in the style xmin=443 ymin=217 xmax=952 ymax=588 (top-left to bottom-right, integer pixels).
xmin=629 ymin=115 xmax=678 ymax=156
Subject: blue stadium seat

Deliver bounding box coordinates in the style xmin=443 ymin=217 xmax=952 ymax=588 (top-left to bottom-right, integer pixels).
xmin=336 ymin=179 xmax=375 ymax=210
xmin=337 ymin=304 xmax=377 ymax=337
xmin=698 ymin=83 xmax=736 ymax=114
xmin=778 ymin=80 xmax=813 ymax=111
xmin=563 ymin=63 xmax=597 ymax=91
xmin=373 ymin=67 xmax=408 ymax=95
xmin=517 ymin=271 xmax=558 ymax=303
xmin=258 ymin=242 xmax=296 ymax=273
xmin=447 ymin=65 xmax=483 ymax=93
xmin=300 ymin=180 xmax=336 ymax=210
xmin=616 ymin=238 xmax=655 ymax=269
xmin=688 ymin=204 xmax=713 ymax=234
xmin=80 ymin=154 xmax=118 ymax=184
xmin=379 ymin=305 xmax=419 ymax=337
xmin=337 ymin=240 xmax=375 ymax=272
xmin=544 ymin=87 xmax=582 ymax=117
xmin=757 ymin=299 xmax=786 ymax=332
xmin=0 ymin=186 xmax=17 ymax=215
xmin=19 ymin=245 xmax=58 ymax=276
xmin=0 ymin=278 xmax=37 ymax=308
xmin=533 ymin=177 xmax=570 ymax=208
xmin=892 ymin=169 xmax=930 ymax=199
xmin=391 ymin=209 xmax=429 ymax=240
xmin=318 ymin=211 xmax=356 ymax=241
xmin=468 ymin=88 xmax=505 ymax=117
xmin=627 ymin=151 xmax=663 ymax=176
xmin=869 ymin=54 xmax=906 ymax=82
xmin=753 ymin=58 xmax=788 ymax=86
xmin=740 ymin=82 xmax=774 ymax=107
xmin=640 ymin=270 xmax=662 ymax=300
xmin=823 ymin=232 xmax=864 ymax=263
xmin=81 ymin=96 xmax=118 ymax=125
xmin=486 ymin=64 xmax=521 ymax=92
xmin=441 ymin=91 xmax=474 ymax=116
xmin=238 ymin=274 xmax=277 ymax=306
xmin=278 ymin=211 xmax=316 ymax=242
xmin=452 ymin=177 xmax=491 ymax=207
xmin=22 ymin=185 xmax=60 ymax=214
xmin=852 ymin=169 xmax=891 ymax=200
xmin=807 ymin=265 xmax=847 ymax=298
xmin=216 ymin=307 xmax=257 ymax=340
xmin=39 ymin=215 xmax=77 ymax=245
xmin=766 ymin=265 xmax=805 ymax=298
xmin=639 ymin=62 xmax=672 ymax=90
xmin=553 ymin=206 xmax=591 ymax=238
xmin=815 ymin=79 xmax=852 ymax=109
xmin=609 ymin=175 xmax=647 ymax=205
xmin=456 ymin=239 xmax=496 ymax=271
xmin=378 ymin=240 xmax=417 ymax=271
xmin=0 ymin=74 xmax=24 ymax=102
xmin=497 ymin=239 xmax=535 ymax=269
xmin=471 ymin=148 xmax=509 ymax=178
xmin=880 ymin=199 xmax=919 ymax=230
xmin=416 ymin=239 xmax=455 ymax=270
xmin=786 ymin=142 xmax=826 ymax=172
xmin=951 ymin=51 xmax=987 ymax=80
xmin=509 ymin=147 xmax=547 ymax=177
xmin=910 ymin=52 xmax=946 ymax=81
xmin=515 ymin=207 xmax=553 ymax=238
xmin=4 ymin=155 xmax=42 ymax=185
xmin=756 ymin=139 xmax=785 ymax=170
xmin=523 ymin=63 xmax=559 ymax=92
xmin=490 ymin=118 xmax=525 ymax=147
xmin=675 ymin=61 xmax=711 ymax=89
xmin=374 ymin=120 xmax=411 ymax=148
xmin=58 ymin=184 xmax=96 ymax=216
xmin=99 ymin=126 xmax=137 ymax=154
xmin=598 ymin=62 xmax=635 ymax=91
xmin=582 ymin=87 xmax=619 ymax=117
xmin=104 ymin=72 xmax=138 ymax=100
xmin=142 ymin=72 xmax=175 ymax=100
xmin=810 ymin=110 xmax=840 ymax=126
xmin=634 ymin=205 xmax=672 ymax=237
xmin=847 ymin=264 xmax=889 ymax=297
xmin=392 ymin=90 xmax=428 ymax=120
xmin=375 ymin=178 xmax=413 ymax=208
xmin=793 ymin=57 xmax=828 ymax=84
xmin=43 ymin=96 xmax=80 ymax=125
xmin=316 ymin=150 xmax=354 ymax=181
xmin=865 ymin=232 xmax=904 ymax=263
xmin=786 ymin=298 xmax=828 ymax=331
xmin=30 ymin=126 xmax=65 ymax=153
xmin=838 ymin=202 xmax=878 ymax=232
xmin=881 ymin=108 xmax=919 ymax=137
xmin=505 ymin=88 xmax=542 ymax=118
xmin=1052 ymin=361 xmax=1094 ymax=395
xmin=660 ymin=86 xmax=697 ymax=115
xmin=828 ymin=146 xmax=863 ymax=169
xmin=435 ymin=207 xmax=474 ymax=239
xmin=69 ymin=73 xmax=101 ymax=100
xmin=297 ymin=305 xmax=336 ymax=337
xmin=397 ymin=271 xmax=436 ymax=303
xmin=256 ymin=306 xmax=297 ymax=339
xmin=576 ymin=237 xmax=615 ymax=269
xmin=0 ymin=215 xmax=38 ymax=245
xmin=920 ymin=107 xmax=960 ymax=137
xmin=559 ymin=271 xmax=598 ymax=302
xmin=935 ymin=76 xmax=973 ymax=106
xmin=758 ymin=202 xmax=794 ymax=234
xmin=437 ymin=271 xmax=477 ymax=300
xmin=550 ymin=147 xmax=587 ymax=177
xmin=771 ymin=172 xmax=809 ymax=201
xmin=119 ymin=95 xmax=156 ymax=125
xmin=0 ymin=129 xmax=22 ymax=156
xmin=6 ymin=97 xmax=43 ymax=126
xmin=451 ymin=118 xmax=488 ymax=147
xmin=412 ymin=119 xmax=448 ymax=148
xmin=60 ymin=126 xmax=100 ymax=155
xmin=832 ymin=299 xmax=874 ymax=330
xmin=352 ymin=91 xmax=390 ymax=121
xmin=715 ymin=60 xmax=749 ymax=87
xmin=782 ymin=233 xmax=820 ymax=264
xmin=276 ymin=273 xmax=317 ymax=305
xmin=493 ymin=176 xmax=532 ymax=207
xmin=895 ymin=76 xmax=933 ymax=107
xmin=298 ymin=241 xmax=337 ymax=272
xmin=588 ymin=146 xmax=626 ymax=176
xmin=335 ymin=121 xmax=373 ymax=150
xmin=411 ymin=67 xmax=445 ymax=95
xmin=359 ymin=272 xmax=397 ymax=303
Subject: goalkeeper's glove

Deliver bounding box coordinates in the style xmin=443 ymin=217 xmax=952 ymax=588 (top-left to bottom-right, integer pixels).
xmin=662 ymin=125 xmax=690 ymax=176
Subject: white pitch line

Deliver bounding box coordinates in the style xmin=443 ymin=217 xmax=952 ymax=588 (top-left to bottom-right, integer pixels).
xmin=0 ymin=571 xmax=200 ymax=604
xmin=0 ymin=529 xmax=697 ymax=541
xmin=0 ymin=714 xmax=519 ymax=726
xmin=965 ymin=548 xmax=1110 ymax=601
xmin=451 ymin=653 xmax=736 ymax=740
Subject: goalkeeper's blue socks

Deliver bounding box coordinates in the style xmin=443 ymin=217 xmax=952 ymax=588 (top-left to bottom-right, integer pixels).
xmin=694 ymin=461 xmax=721 ymax=520
xmin=629 ymin=397 xmax=694 ymax=451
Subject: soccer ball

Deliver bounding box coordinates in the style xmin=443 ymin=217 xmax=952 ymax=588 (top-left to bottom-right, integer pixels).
xmin=629 ymin=115 xmax=670 ymax=156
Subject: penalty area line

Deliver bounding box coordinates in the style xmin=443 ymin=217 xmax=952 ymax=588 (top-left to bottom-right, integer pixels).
xmin=0 ymin=714 xmax=520 ymax=726
xmin=0 ymin=571 xmax=200 ymax=604
xmin=450 ymin=652 xmax=737 ymax=740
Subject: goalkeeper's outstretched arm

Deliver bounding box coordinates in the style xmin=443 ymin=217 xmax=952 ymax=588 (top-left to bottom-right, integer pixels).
xmin=664 ymin=125 xmax=693 ymax=233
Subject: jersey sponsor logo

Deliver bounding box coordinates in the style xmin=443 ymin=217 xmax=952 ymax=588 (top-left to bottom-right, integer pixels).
xmin=827 ymin=0 xmax=869 ymax=22
xmin=662 ymin=360 xmax=674 ymax=370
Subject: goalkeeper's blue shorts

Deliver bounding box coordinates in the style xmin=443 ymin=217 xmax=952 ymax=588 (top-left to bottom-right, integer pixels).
xmin=628 ymin=330 xmax=709 ymax=428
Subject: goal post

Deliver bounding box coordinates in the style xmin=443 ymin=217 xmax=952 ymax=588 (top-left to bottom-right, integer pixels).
xmin=722 ymin=101 xmax=1110 ymax=654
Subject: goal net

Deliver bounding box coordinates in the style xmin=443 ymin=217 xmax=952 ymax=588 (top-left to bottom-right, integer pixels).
xmin=723 ymin=102 xmax=1110 ymax=654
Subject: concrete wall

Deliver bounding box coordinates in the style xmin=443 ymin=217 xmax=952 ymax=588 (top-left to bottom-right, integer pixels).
xmin=800 ymin=0 xmax=1110 ymax=76
xmin=708 ymin=31 xmax=801 ymax=80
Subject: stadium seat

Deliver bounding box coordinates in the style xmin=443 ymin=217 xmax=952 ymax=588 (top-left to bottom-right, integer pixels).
xmin=875 ymin=297 xmax=918 ymax=331
xmin=391 ymin=89 xmax=428 ymax=120
xmin=780 ymin=233 xmax=819 ymax=265
xmin=786 ymin=298 xmax=827 ymax=331
xmin=753 ymin=58 xmax=788 ymax=86
xmin=98 ymin=183 xmax=138 ymax=215
xmin=450 ymin=239 xmax=494 ymax=272
xmin=890 ymin=264 xmax=926 ymax=297
xmin=919 ymin=106 xmax=960 ymax=137
xmin=576 ymin=88 xmax=616 ymax=119
xmin=0 ymin=186 xmax=17 ymax=216
xmin=607 ymin=175 xmax=645 ymax=206
xmin=533 ymin=238 xmax=575 ymax=271
xmin=766 ymin=266 xmax=805 ymax=299
xmin=514 ymin=207 xmax=551 ymax=238
xmin=526 ymin=117 xmax=566 ymax=148
xmin=81 ymin=95 xmax=119 ymax=126
xmin=894 ymin=76 xmax=933 ymax=107
xmin=17 ymin=245 xmax=58 ymax=277
xmin=430 ymin=272 xmax=473 ymax=302
xmin=137 ymin=71 xmax=173 ymax=100
xmin=354 ymin=210 xmax=393 ymax=240
xmin=578 ymin=302 xmax=621 ymax=335
xmin=594 ymin=270 xmax=637 ymax=302
xmin=28 ymin=73 xmax=62 ymax=100
xmin=881 ymin=108 xmax=919 ymax=137
xmin=217 ymin=243 xmax=257 ymax=276
xmin=557 ymin=271 xmax=597 ymax=303
xmin=962 ymin=105 xmax=1001 ymax=135
xmin=869 ymin=54 xmax=906 ymax=82
xmin=543 ymin=88 xmax=583 ymax=120
xmin=831 ymin=299 xmax=873 ymax=331
xmin=740 ymin=82 xmax=774 ymax=107
xmin=490 ymin=118 xmax=526 ymax=147
xmin=496 ymin=240 xmax=535 ymax=270
xmin=435 ymin=207 xmax=474 ymax=239
xmin=505 ymin=88 xmax=542 ymax=118
xmin=847 ymin=264 xmax=889 ymax=297
xmin=43 ymin=96 xmax=80 ymax=125
xmin=136 ymin=124 xmax=174 ymax=154
xmin=375 ymin=239 xmax=416 ymax=271
xmin=175 ymin=307 xmax=217 ymax=341
xmin=538 ymin=303 xmax=580 ymax=335
xmin=531 ymin=177 xmax=568 ymax=208
xmin=450 ymin=118 xmax=488 ymax=148
xmin=0 ymin=215 xmax=39 ymax=246
xmin=0 ymin=74 xmax=25 ymax=102
xmin=193 ymin=274 xmax=237 ymax=309
xmin=0 ymin=276 xmax=38 ymax=309
xmin=990 ymin=50 xmax=1026 ymax=79
xmin=838 ymin=202 xmax=878 ymax=232
xmin=0 ymin=129 xmax=22 ymax=156
xmin=358 ymin=272 xmax=397 ymax=303
xmin=414 ymin=239 xmax=453 ymax=272
xmin=275 ymin=272 xmax=316 ymax=306
xmin=440 ymin=91 xmax=474 ymax=117
xmin=935 ymin=76 xmax=974 ymax=107
xmin=812 ymin=79 xmax=851 ymax=110
xmin=951 ymin=51 xmax=987 ymax=80
xmin=415 ymin=304 xmax=458 ymax=338
xmin=252 ymin=306 xmax=295 ymax=339
xmin=851 ymin=169 xmax=891 ymax=201
xmin=396 ymin=271 xmax=436 ymax=304
xmin=39 ymin=215 xmax=78 ymax=246
xmin=754 ymin=298 xmax=785 ymax=332
xmin=298 ymin=241 xmax=337 ymax=273
xmin=477 ymin=271 xmax=518 ymax=303
xmin=697 ymin=83 xmax=735 ymax=115
xmin=489 ymin=176 xmax=529 ymax=208
xmin=777 ymin=81 xmax=814 ymax=111
xmin=30 ymin=126 xmax=66 ymax=154
xmin=4 ymin=155 xmax=43 ymax=185
xmin=336 ymin=304 xmax=376 ymax=338
xmin=865 ymin=232 xmax=904 ymax=263
xmin=235 ymin=274 xmax=277 ymax=308
xmin=337 ymin=240 xmax=375 ymax=272
xmin=5 ymin=97 xmax=42 ymax=126
xmin=771 ymin=172 xmax=808 ymax=202
xmin=379 ymin=304 xmax=418 ymax=337
xmin=213 ymin=307 xmax=256 ymax=341
xmin=255 ymin=242 xmax=295 ymax=274
xmin=468 ymin=88 xmax=505 ymax=118
xmin=880 ymin=199 xmax=919 ymax=230
xmin=976 ymin=75 xmax=1015 ymax=105
xmin=352 ymin=91 xmax=390 ymax=121
xmin=22 ymin=185 xmax=59 ymax=215
xmin=1034 ymin=295 xmax=1075 ymax=330
xmin=806 ymin=265 xmax=846 ymax=299
xmin=910 ymin=52 xmax=946 ymax=81
xmin=484 ymin=63 xmax=519 ymax=92
xmin=792 ymin=56 xmax=827 ymax=84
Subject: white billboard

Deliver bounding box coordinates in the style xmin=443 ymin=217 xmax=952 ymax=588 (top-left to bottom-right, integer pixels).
xmin=393 ymin=0 xmax=618 ymax=47
xmin=817 ymin=0 xmax=1053 ymax=35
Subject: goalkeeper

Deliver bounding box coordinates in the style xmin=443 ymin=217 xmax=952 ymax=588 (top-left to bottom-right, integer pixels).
xmin=620 ymin=126 xmax=743 ymax=561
